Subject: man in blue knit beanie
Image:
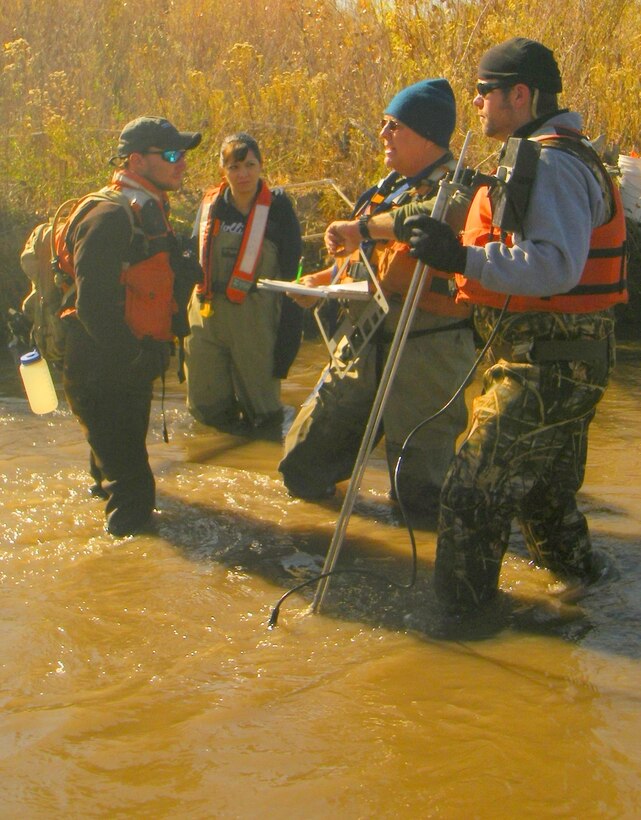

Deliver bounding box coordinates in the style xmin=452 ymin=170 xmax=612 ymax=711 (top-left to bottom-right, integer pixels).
xmin=384 ymin=78 xmax=456 ymax=149
xmin=279 ymin=78 xmax=476 ymax=515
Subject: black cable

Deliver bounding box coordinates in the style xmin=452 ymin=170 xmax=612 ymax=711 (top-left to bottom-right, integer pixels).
xmin=268 ymin=295 xmax=512 ymax=628
xmin=392 ymin=295 xmax=512 ymax=548
xmin=268 ymin=564 xmax=414 ymax=628
xmin=160 ymin=356 xmax=169 ymax=443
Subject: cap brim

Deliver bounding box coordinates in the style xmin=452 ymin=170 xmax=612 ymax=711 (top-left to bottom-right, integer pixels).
xmin=178 ymin=132 xmax=202 ymax=150
xmin=112 ymin=130 xmax=203 ymax=159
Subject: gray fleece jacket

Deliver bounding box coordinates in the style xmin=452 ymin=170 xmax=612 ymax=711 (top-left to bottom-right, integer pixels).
xmin=394 ymin=111 xmax=608 ymax=298
xmin=462 ymin=111 xmax=607 ymax=297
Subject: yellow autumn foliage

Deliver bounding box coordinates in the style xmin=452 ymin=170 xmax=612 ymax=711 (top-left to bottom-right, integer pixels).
xmin=0 ymin=0 xmax=640 ymax=312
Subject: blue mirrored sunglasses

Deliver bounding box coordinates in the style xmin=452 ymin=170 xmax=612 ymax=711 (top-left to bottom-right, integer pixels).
xmin=143 ymin=149 xmax=186 ymax=163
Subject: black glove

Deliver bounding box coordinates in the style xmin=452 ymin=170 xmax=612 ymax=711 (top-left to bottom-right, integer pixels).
xmin=129 ymin=337 xmax=170 ymax=382
xmin=405 ymin=214 xmax=468 ymax=273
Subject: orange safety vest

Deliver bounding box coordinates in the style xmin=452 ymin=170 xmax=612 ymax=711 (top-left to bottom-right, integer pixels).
xmin=377 ymin=240 xmax=471 ymax=318
xmin=197 ymin=180 xmax=272 ymax=306
xmin=57 ymin=170 xmax=176 ymax=341
xmin=344 ymin=165 xmax=469 ymax=318
xmin=456 ymin=134 xmax=628 ymax=313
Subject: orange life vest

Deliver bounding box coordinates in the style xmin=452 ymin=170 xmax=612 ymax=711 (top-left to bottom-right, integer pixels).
xmin=197 ymin=181 xmax=272 ymax=306
xmin=346 ymin=163 xmax=469 ymax=318
xmin=456 ymin=135 xmax=628 ymax=313
xmin=57 ymin=170 xmax=176 ymax=341
xmin=376 ymin=240 xmax=470 ymax=317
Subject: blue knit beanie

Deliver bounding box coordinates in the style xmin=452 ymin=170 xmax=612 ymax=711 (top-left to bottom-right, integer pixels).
xmin=385 ymin=78 xmax=456 ymax=148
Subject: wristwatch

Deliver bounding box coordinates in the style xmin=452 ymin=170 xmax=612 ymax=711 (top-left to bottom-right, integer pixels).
xmin=358 ymin=213 xmax=372 ymax=241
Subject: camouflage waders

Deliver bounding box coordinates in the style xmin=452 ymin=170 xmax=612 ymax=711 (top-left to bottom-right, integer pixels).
xmin=434 ymin=306 xmax=616 ymax=612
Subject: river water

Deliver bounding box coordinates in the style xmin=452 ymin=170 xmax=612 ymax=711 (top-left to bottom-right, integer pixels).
xmin=1 ymin=338 xmax=640 ymax=818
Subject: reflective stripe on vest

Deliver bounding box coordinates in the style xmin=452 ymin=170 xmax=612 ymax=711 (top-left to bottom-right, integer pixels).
xmin=197 ymin=181 xmax=273 ymax=305
xmin=196 ymin=184 xmax=221 ymax=304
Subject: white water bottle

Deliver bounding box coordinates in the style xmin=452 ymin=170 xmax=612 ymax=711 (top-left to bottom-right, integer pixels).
xmin=19 ymin=349 xmax=59 ymax=414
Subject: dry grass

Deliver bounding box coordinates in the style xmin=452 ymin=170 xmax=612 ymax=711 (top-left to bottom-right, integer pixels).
xmin=1 ymin=0 xmax=640 ymax=320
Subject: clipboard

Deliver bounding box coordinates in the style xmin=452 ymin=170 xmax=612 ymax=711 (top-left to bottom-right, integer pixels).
xmin=257 ymin=278 xmax=371 ymax=301
xmin=313 ymin=253 xmax=389 ymax=379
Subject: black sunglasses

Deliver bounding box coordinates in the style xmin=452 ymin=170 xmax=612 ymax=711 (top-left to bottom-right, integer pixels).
xmin=142 ymin=149 xmax=186 ymax=163
xmin=476 ymin=81 xmax=513 ymax=98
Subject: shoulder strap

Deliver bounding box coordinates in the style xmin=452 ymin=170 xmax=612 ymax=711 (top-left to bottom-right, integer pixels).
xmin=196 ymin=183 xmax=225 ymax=307
xmin=225 ymin=181 xmax=272 ymax=303
xmin=533 ymin=132 xmax=615 ymax=219
xmin=52 ymin=189 xmax=138 ymax=284
xmin=91 ymin=187 xmax=137 ymax=230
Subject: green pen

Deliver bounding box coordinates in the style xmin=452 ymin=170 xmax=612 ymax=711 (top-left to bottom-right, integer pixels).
xmin=296 ymin=256 xmax=304 ymax=282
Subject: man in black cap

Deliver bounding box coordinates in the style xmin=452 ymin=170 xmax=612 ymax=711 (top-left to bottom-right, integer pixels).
xmin=62 ymin=116 xmax=202 ymax=536
xmin=279 ymin=79 xmax=476 ymax=514
xmin=400 ymin=38 xmax=627 ymax=612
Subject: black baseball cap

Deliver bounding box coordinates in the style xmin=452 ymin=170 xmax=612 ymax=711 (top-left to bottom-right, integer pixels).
xmin=115 ymin=116 xmax=202 ymax=158
xmin=479 ymin=37 xmax=562 ymax=94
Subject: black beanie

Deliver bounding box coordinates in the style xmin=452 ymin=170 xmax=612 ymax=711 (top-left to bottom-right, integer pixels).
xmin=478 ymin=37 xmax=562 ymax=94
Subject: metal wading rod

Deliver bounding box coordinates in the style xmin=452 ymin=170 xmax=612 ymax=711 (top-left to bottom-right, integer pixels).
xmin=311 ymin=132 xmax=473 ymax=614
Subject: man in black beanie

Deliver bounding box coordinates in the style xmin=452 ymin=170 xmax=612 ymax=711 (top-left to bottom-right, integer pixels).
xmin=279 ymin=79 xmax=476 ymax=514
xmin=400 ymin=38 xmax=627 ymax=613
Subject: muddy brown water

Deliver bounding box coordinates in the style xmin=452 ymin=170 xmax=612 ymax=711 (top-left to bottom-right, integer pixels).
xmin=1 ymin=339 xmax=640 ymax=818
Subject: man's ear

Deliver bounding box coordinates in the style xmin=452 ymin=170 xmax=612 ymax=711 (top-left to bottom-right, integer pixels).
xmin=511 ymin=83 xmax=533 ymax=112
xmin=128 ymin=152 xmax=145 ymax=173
